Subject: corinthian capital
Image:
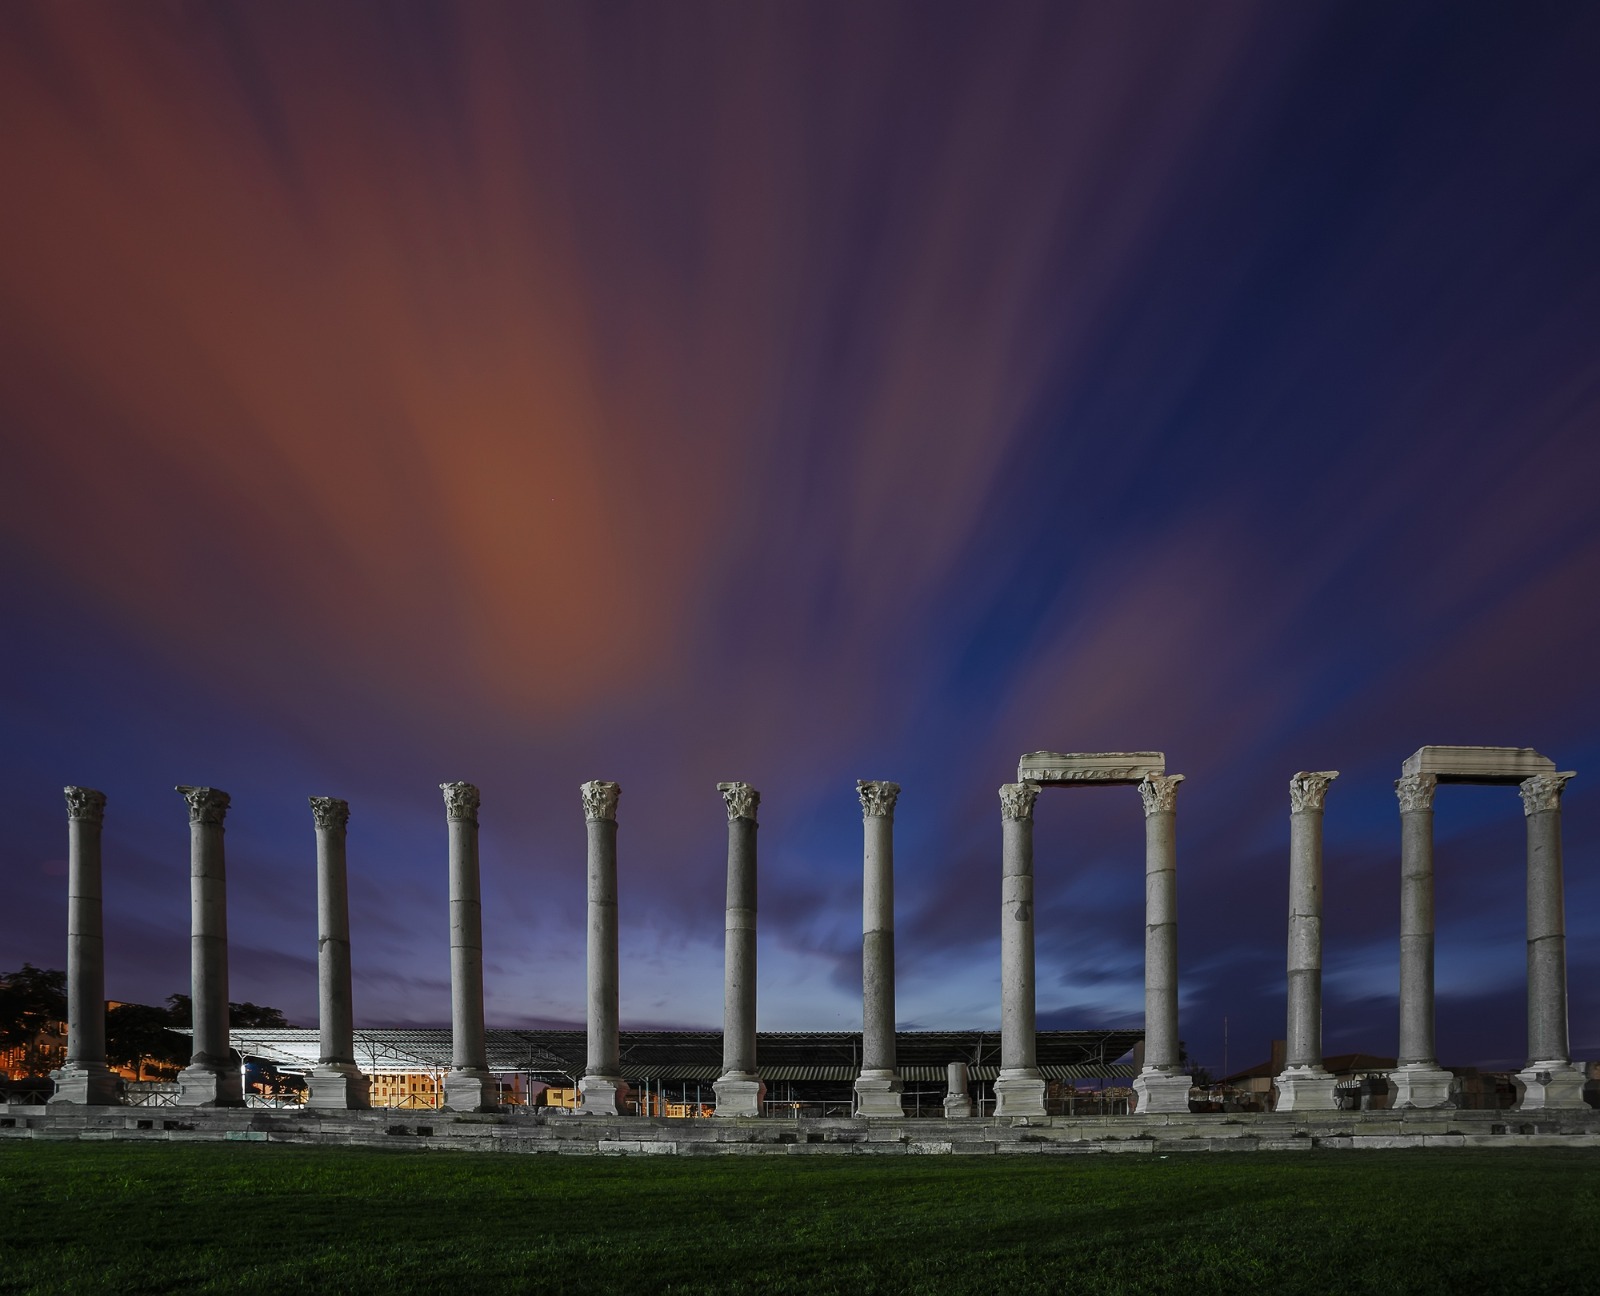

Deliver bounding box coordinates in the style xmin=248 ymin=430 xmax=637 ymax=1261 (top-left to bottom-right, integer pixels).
xmin=857 ymin=780 xmax=901 ymax=819
xmin=309 ymin=796 xmax=350 ymax=832
xmin=1519 ymin=772 xmax=1575 ymax=817
xmin=1138 ymin=773 xmax=1184 ymax=817
xmin=717 ymin=781 xmax=760 ymax=822
xmin=64 ymin=786 xmax=106 ymax=825
xmin=176 ymin=785 xmax=230 ymax=825
xmin=1289 ymin=771 xmax=1339 ymax=814
xmin=582 ymin=780 xmax=621 ymax=822
xmin=1395 ymin=773 xmax=1437 ymax=814
xmin=999 ymin=781 xmax=1041 ymax=821
xmin=440 ymin=782 xmax=480 ymax=823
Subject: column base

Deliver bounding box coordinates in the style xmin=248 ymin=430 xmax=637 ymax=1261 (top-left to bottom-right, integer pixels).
xmin=1273 ymin=1065 xmax=1339 ymax=1112
xmin=306 ymin=1063 xmax=372 ymax=1111
xmin=175 ymin=1062 xmax=245 ymax=1107
xmin=853 ymin=1070 xmax=905 ymax=1117
xmin=578 ymin=1073 xmax=630 ymax=1116
xmin=993 ymin=1069 xmax=1047 ymax=1118
xmin=442 ymin=1068 xmax=499 ymax=1113
xmin=1133 ymin=1068 xmax=1194 ymax=1114
xmin=711 ymin=1073 xmax=764 ymax=1117
xmin=1513 ymin=1061 xmax=1588 ymax=1111
xmin=942 ymin=1093 xmax=974 ymax=1119
xmin=1389 ymin=1063 xmax=1454 ymax=1109
xmin=48 ymin=1062 xmax=120 ymax=1106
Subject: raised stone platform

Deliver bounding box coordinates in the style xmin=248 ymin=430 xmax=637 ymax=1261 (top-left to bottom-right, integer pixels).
xmin=6 ymin=1105 xmax=1597 ymax=1156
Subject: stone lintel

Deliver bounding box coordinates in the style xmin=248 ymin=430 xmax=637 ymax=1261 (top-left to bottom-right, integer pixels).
xmin=1400 ymin=745 xmax=1556 ymax=785
xmin=1017 ymin=751 xmax=1166 ymax=785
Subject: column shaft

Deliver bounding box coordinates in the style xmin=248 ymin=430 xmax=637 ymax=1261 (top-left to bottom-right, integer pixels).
xmin=1133 ymin=774 xmax=1192 ymax=1114
xmin=714 ymin=782 xmax=762 ymax=1117
xmin=307 ymin=798 xmax=368 ymax=1109
xmin=441 ymin=782 xmax=494 ymax=1111
xmin=1523 ymin=779 xmax=1572 ymax=1065
xmin=579 ymin=780 xmax=628 ymax=1114
xmin=1396 ymin=793 xmax=1436 ymax=1067
xmin=52 ymin=789 xmax=116 ymax=1104
xmin=854 ymin=780 xmax=903 ymax=1115
xmin=175 ymin=786 xmax=242 ymax=1106
xmin=1277 ymin=772 xmax=1339 ymax=1112
xmin=994 ymin=781 xmax=1045 ymax=1118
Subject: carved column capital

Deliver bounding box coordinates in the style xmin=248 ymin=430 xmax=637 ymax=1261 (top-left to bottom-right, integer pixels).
xmin=717 ymin=782 xmax=760 ymax=822
xmin=857 ymin=780 xmax=901 ymax=819
xmin=440 ymin=782 xmax=480 ymax=823
xmin=64 ymin=786 xmax=106 ymax=824
xmin=1395 ymin=773 xmax=1438 ymax=814
xmin=581 ymin=780 xmax=621 ymax=822
xmin=999 ymin=781 xmax=1041 ymax=821
xmin=1139 ymin=773 xmax=1184 ymax=817
xmin=309 ymin=796 xmax=350 ymax=832
xmin=1289 ymin=771 xmax=1339 ymax=813
xmin=1519 ymin=772 xmax=1575 ymax=817
xmin=176 ymin=785 xmax=230 ymax=825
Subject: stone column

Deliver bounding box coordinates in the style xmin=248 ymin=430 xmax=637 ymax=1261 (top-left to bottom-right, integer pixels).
xmin=175 ymin=786 xmax=243 ymax=1106
xmin=306 ymin=797 xmax=370 ymax=1110
xmin=1390 ymin=772 xmax=1453 ymax=1108
xmin=579 ymin=780 xmax=629 ymax=1115
xmin=943 ymin=1061 xmax=973 ymax=1118
xmin=995 ymin=781 xmax=1046 ymax=1117
xmin=1275 ymin=771 xmax=1339 ymax=1111
xmin=713 ymin=782 xmax=763 ymax=1117
xmin=441 ymin=782 xmax=496 ymax=1112
xmin=854 ymin=780 xmax=904 ymax=1116
xmin=1514 ymin=771 xmax=1585 ymax=1109
xmin=50 ymin=787 xmax=118 ymax=1105
xmin=1133 ymin=774 xmax=1193 ymax=1114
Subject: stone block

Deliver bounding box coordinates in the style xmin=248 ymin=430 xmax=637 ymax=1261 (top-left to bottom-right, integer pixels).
xmin=942 ymin=1093 xmax=974 ymax=1118
xmin=47 ymin=1063 xmax=119 ymax=1107
xmin=443 ymin=1068 xmax=499 ymax=1113
xmin=853 ymin=1072 xmax=905 ymax=1117
xmin=175 ymin=1063 xmax=244 ymax=1108
xmin=1018 ymin=752 xmax=1165 ymax=785
xmin=1401 ymin=746 xmax=1555 ymax=784
xmin=1513 ymin=1063 xmax=1588 ymax=1111
xmin=1389 ymin=1064 xmax=1454 ymax=1110
xmin=1133 ymin=1070 xmax=1194 ymax=1114
xmin=711 ymin=1074 xmax=763 ymax=1118
xmin=1274 ymin=1067 xmax=1339 ymax=1112
xmin=993 ymin=1071 xmax=1047 ymax=1118
xmin=306 ymin=1064 xmax=372 ymax=1111
xmin=577 ymin=1074 xmax=630 ymax=1116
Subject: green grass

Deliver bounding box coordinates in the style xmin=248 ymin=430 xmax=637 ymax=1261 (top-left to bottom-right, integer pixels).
xmin=2 ymin=1143 xmax=1598 ymax=1295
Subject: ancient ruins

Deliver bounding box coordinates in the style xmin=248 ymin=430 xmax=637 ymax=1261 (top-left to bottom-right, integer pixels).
xmin=30 ymin=746 xmax=1594 ymax=1143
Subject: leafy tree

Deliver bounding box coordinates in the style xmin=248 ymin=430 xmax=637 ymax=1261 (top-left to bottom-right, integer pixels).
xmin=164 ymin=994 xmax=292 ymax=1029
xmin=104 ymin=1002 xmax=188 ymax=1081
xmin=0 ymin=965 xmax=68 ymax=1075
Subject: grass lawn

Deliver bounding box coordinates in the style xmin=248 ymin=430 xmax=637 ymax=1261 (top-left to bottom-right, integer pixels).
xmin=2 ymin=1142 xmax=1598 ymax=1295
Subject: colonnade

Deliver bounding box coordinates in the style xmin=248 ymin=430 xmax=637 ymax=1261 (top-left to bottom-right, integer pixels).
xmin=43 ymin=742 xmax=1587 ymax=1116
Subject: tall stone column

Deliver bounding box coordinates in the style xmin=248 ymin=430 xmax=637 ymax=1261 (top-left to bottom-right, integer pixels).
xmin=713 ymin=782 xmax=763 ymax=1117
xmin=1390 ymin=772 xmax=1453 ymax=1108
xmin=1514 ymin=771 xmax=1585 ymax=1109
xmin=579 ymin=780 xmax=629 ymax=1115
xmin=306 ymin=797 xmax=370 ymax=1110
xmin=995 ymin=780 xmax=1046 ymax=1117
xmin=175 ymin=786 xmax=243 ymax=1106
xmin=1275 ymin=771 xmax=1339 ymax=1111
xmin=441 ymin=782 xmax=496 ymax=1111
xmin=1133 ymin=773 xmax=1193 ymax=1114
xmin=854 ymin=780 xmax=904 ymax=1116
xmin=943 ymin=1061 xmax=973 ymax=1118
xmin=50 ymin=787 xmax=118 ymax=1105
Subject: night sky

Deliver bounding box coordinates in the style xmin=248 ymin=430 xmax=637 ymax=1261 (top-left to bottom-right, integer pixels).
xmin=4 ymin=1 xmax=1599 ymax=1078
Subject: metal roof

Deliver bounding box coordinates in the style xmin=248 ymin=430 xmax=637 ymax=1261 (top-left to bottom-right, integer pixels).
xmin=228 ymin=1027 xmax=1140 ymax=1080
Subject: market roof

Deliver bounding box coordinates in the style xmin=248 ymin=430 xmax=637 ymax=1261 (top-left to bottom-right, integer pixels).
xmin=227 ymin=1028 xmax=1140 ymax=1082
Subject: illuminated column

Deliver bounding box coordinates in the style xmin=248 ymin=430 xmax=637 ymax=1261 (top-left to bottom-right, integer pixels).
xmin=441 ymin=782 xmax=496 ymax=1111
xmin=1390 ymin=772 xmax=1453 ymax=1108
xmin=579 ymin=780 xmax=629 ymax=1115
xmin=854 ymin=780 xmax=904 ymax=1116
xmin=49 ymin=787 xmax=117 ymax=1105
xmin=995 ymin=781 xmax=1046 ymax=1118
xmin=1275 ymin=772 xmax=1339 ymax=1111
xmin=712 ymin=782 xmax=763 ymax=1117
xmin=1132 ymin=773 xmax=1193 ymax=1114
xmin=174 ymin=786 xmax=243 ymax=1106
xmin=1514 ymin=772 xmax=1585 ymax=1109
xmin=306 ymin=797 xmax=370 ymax=1110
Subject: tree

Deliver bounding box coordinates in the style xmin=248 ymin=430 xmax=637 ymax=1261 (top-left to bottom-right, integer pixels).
xmin=164 ymin=994 xmax=292 ymax=1029
xmin=0 ymin=965 xmax=68 ymax=1075
xmin=105 ymin=1002 xmax=188 ymax=1081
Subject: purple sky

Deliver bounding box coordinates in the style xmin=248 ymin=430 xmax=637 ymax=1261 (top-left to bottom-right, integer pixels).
xmin=3 ymin=1 xmax=1598 ymax=1075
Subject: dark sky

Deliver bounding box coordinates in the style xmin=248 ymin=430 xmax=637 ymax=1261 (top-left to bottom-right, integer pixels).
xmin=3 ymin=0 xmax=1598 ymax=1075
